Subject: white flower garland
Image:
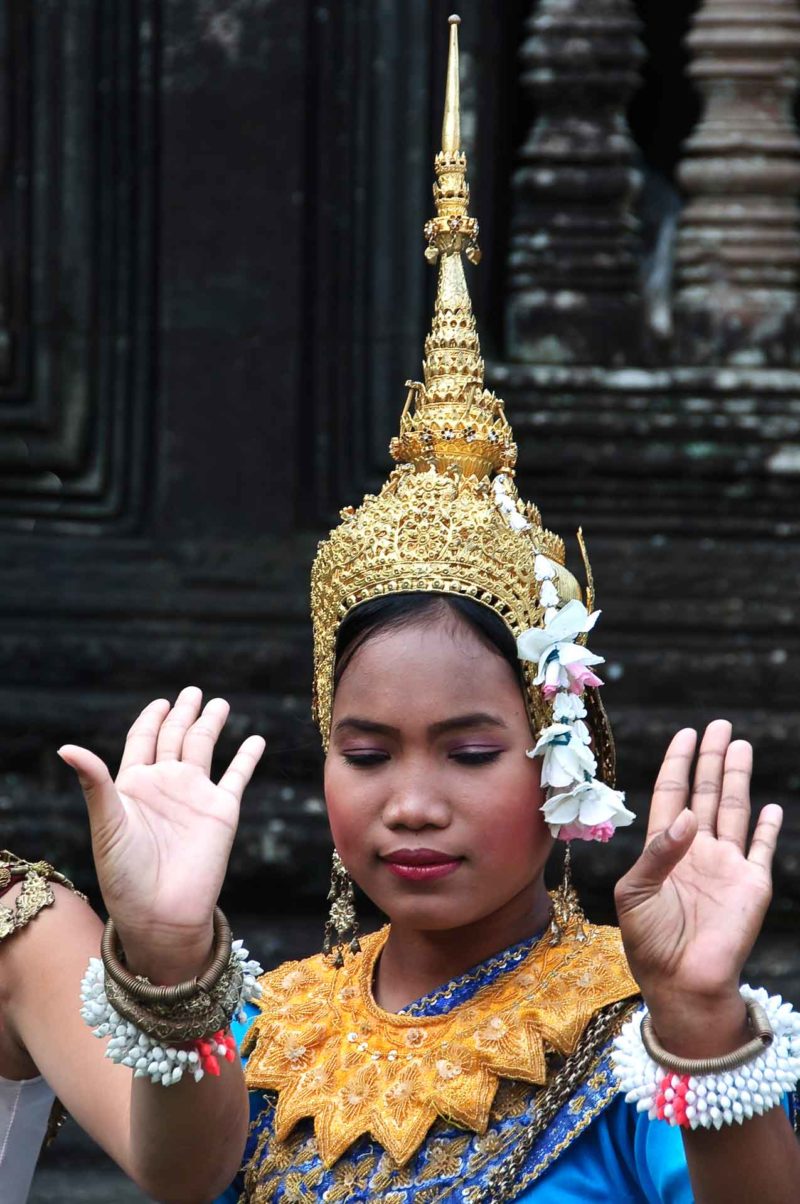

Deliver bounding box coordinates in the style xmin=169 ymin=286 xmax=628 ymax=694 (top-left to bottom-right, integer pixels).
xmin=492 ymin=474 xmax=531 ymax=533
xmin=514 ymin=550 xmax=635 ymax=843
xmin=80 ymin=939 xmax=263 ymax=1086
xmin=612 ymin=987 xmax=800 ymax=1130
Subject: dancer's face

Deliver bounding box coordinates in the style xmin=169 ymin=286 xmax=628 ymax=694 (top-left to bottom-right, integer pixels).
xmin=325 ymin=609 xmax=552 ymax=933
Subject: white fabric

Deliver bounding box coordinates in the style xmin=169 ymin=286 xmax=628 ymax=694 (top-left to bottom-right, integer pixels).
xmin=0 ymin=1072 xmax=54 ymax=1203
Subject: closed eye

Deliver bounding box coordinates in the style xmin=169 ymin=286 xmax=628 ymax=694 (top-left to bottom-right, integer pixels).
xmin=342 ymin=752 xmax=390 ymax=768
xmin=450 ymin=750 xmax=503 ymax=766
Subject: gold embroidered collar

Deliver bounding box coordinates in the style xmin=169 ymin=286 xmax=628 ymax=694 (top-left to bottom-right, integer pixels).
xmin=243 ymin=921 xmax=638 ymax=1167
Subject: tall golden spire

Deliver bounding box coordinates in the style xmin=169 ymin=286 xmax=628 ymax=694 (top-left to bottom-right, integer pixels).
xmin=390 ymin=14 xmax=516 ymax=479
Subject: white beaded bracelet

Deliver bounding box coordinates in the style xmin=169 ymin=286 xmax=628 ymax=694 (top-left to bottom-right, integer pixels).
xmin=80 ymin=938 xmax=263 ymax=1086
xmin=612 ymin=985 xmax=800 ymax=1130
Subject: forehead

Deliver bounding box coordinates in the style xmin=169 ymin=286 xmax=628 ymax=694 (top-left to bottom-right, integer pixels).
xmin=331 ymin=613 xmax=524 ymax=719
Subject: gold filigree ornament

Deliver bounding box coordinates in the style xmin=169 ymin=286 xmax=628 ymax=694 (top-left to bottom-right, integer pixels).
xmin=0 ymin=851 xmax=86 ymax=942
xmin=309 ymin=15 xmax=615 ymax=783
xmin=243 ymin=923 xmax=638 ymax=1167
xmin=0 ymin=851 xmax=87 ymax=1148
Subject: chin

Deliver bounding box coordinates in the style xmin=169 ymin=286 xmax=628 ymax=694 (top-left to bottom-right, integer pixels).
xmin=381 ymin=896 xmax=484 ymax=932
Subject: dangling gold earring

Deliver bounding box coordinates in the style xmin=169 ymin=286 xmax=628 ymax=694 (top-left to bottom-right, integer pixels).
xmin=323 ymin=850 xmax=361 ymax=968
xmin=549 ymin=844 xmax=587 ymax=945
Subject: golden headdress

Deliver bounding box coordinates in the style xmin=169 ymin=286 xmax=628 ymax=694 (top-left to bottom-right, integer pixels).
xmin=311 ymin=15 xmax=615 ymax=785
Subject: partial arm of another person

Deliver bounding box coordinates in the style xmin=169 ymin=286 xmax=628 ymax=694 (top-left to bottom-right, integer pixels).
xmin=1 ymin=878 xmax=246 ymax=1202
xmin=616 ymin=721 xmax=799 ymax=1204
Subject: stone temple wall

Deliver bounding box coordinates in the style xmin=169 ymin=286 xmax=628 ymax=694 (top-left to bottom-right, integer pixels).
xmin=0 ymin=1 xmax=797 ymax=1195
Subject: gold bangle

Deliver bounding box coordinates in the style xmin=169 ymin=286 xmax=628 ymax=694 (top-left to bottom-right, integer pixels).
xmin=101 ymin=906 xmax=232 ymax=1004
xmin=103 ymin=953 xmax=244 ymax=1044
xmin=640 ymin=1000 xmax=774 ymax=1075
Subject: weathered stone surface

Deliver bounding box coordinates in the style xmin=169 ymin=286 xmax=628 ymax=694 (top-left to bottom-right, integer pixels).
xmin=674 ymin=0 xmax=800 ymax=364
xmin=506 ymin=0 xmax=646 ymax=365
xmin=3 ymin=7 xmax=800 ymax=1195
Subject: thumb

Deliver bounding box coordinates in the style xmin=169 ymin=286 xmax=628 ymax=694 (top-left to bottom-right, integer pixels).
xmin=58 ymin=745 xmax=121 ymax=836
xmin=615 ymin=809 xmax=697 ymax=915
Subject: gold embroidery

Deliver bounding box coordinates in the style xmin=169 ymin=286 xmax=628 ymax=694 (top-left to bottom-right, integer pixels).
xmin=568 ymin=1094 xmax=586 ymax=1114
xmin=323 ymin=1153 xmax=377 ymax=1201
xmin=420 ymin=1135 xmax=472 ymax=1181
xmin=464 ymin=1001 xmax=637 ymax=1203
xmin=490 ymin=1080 xmax=531 ymax=1121
xmin=240 ymin=1004 xmax=637 ymax=1202
xmin=244 ymin=921 xmax=637 ymax=1166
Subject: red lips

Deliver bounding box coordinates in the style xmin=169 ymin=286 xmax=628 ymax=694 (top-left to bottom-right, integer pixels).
xmin=382 ymin=848 xmax=459 ymax=866
xmin=381 ymin=849 xmax=462 ymax=882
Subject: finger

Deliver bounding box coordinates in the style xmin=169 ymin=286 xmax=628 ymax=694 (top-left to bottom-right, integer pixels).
xmin=181 ymin=698 xmax=231 ymax=775
xmin=217 ymin=735 xmax=266 ymax=802
xmin=58 ymin=745 xmax=122 ymax=837
xmin=690 ymin=719 xmax=732 ymax=834
xmin=616 ymin=809 xmax=698 ymax=915
xmin=155 ymin=686 xmax=203 ymax=762
xmin=747 ymin=803 xmax=783 ymax=873
xmin=117 ymin=698 xmax=172 ymax=774
xmin=645 ymin=728 xmax=697 ymax=843
xmin=715 ymin=739 xmax=753 ymax=850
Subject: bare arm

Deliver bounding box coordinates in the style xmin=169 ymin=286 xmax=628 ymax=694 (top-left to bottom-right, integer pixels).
xmin=1 ymin=881 xmax=248 ymax=1202
xmin=25 ymin=686 xmax=267 ymax=1202
xmin=616 ymin=722 xmax=800 ymax=1204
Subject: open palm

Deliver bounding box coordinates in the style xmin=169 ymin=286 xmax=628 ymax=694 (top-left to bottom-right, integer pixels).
xmin=615 ymin=720 xmax=782 ymax=1004
xmin=59 ymin=687 xmax=265 ymax=976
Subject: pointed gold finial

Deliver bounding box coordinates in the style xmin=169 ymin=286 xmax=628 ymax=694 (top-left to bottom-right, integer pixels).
xmin=442 ymin=16 xmax=461 ymax=154
xmin=389 ymin=14 xmax=516 ymax=480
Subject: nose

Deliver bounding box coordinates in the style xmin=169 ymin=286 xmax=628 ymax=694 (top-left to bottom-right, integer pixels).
xmin=382 ymin=767 xmax=451 ymax=832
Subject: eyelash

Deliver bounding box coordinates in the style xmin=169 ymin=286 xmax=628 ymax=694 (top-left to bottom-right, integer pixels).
xmin=341 ymin=750 xmax=502 ymax=769
xmin=452 ymin=750 xmax=502 ymax=766
xmin=342 ymin=753 xmax=389 ymax=768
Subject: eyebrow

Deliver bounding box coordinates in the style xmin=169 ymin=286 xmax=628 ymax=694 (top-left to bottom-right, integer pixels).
xmin=332 ymin=712 xmax=509 ymax=738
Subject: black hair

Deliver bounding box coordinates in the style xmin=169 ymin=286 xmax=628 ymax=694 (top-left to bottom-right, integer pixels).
xmin=333 ymin=592 xmax=525 ymax=694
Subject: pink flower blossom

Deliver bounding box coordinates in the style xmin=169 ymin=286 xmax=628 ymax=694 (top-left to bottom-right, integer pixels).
xmin=586 ymin=820 xmax=615 ymax=842
xmin=558 ymin=820 xmax=616 ymax=843
xmin=565 ymin=663 xmax=604 ymax=694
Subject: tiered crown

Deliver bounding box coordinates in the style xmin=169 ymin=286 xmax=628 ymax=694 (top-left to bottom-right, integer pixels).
xmin=310 ymin=16 xmax=614 ymax=783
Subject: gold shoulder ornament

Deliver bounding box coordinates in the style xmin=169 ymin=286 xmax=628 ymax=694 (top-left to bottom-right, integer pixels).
xmin=243 ymin=923 xmax=638 ymax=1167
xmin=0 ymin=850 xmax=86 ymax=942
xmin=0 ymin=850 xmax=88 ymax=1148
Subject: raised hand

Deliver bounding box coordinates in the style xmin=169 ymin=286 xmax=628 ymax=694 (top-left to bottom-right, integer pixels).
xmin=614 ymin=720 xmax=783 ymax=1055
xmin=58 ymin=687 xmax=265 ymax=983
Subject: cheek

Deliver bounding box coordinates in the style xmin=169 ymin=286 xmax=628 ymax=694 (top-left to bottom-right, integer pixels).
xmin=474 ymin=762 xmax=548 ymax=858
xmin=323 ymin=760 xmax=367 ymax=861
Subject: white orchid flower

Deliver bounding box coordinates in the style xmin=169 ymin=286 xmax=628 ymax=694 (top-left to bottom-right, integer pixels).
xmin=492 ymin=475 xmax=531 ymax=532
xmin=538 ymin=579 xmax=560 ymax=609
xmin=541 ymin=779 xmax=636 ymax=842
xmin=534 ymin=554 xmax=556 ymax=581
xmin=553 ymin=692 xmax=587 ymax=723
xmin=507 ymin=509 xmax=531 ymax=531
xmin=517 ymin=599 xmax=604 ymax=699
xmin=528 ymin=723 xmax=597 ymax=789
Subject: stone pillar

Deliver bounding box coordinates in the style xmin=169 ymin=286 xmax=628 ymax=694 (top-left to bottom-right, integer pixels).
xmin=505 ymin=0 xmax=645 ymax=367
xmin=675 ymin=0 xmax=800 ymax=364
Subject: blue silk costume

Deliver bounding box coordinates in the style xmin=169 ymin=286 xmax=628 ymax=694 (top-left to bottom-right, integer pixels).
xmin=215 ymin=931 xmax=796 ymax=1203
